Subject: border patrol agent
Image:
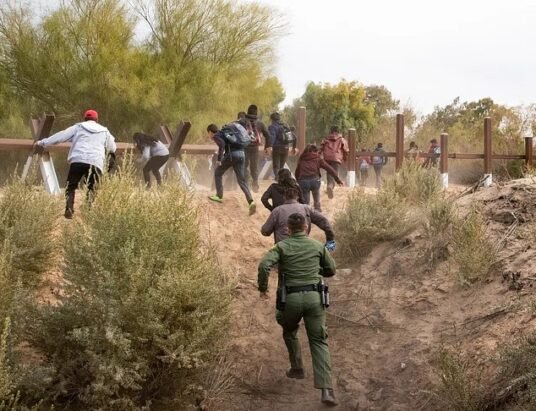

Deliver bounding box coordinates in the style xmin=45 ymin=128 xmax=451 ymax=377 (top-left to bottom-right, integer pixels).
xmin=258 ymin=213 xmax=338 ymax=406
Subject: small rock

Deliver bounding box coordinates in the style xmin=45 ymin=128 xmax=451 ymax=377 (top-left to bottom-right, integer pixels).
xmin=400 ymin=362 xmax=407 ymax=371
xmin=371 ymin=388 xmax=383 ymax=402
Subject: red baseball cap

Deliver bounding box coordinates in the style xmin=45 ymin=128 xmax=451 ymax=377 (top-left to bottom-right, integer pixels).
xmin=84 ymin=109 xmax=99 ymax=121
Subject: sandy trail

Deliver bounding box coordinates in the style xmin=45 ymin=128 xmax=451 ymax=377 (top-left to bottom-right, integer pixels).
xmin=195 ymin=178 xmax=536 ymax=410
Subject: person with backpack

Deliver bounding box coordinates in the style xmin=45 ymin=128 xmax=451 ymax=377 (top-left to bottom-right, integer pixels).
xmin=244 ymin=104 xmax=272 ymax=193
xmin=34 ymin=109 xmax=116 ymax=219
xmin=295 ymin=144 xmax=343 ymax=212
xmin=261 ymin=168 xmax=304 ymax=211
xmin=268 ymin=112 xmax=296 ymax=176
xmin=357 ymin=148 xmax=372 ymax=187
xmin=371 ymin=142 xmax=388 ymax=188
xmin=320 ymin=126 xmax=349 ymax=199
xmin=207 ymin=122 xmax=256 ymax=215
xmin=258 ymin=212 xmax=338 ymax=406
xmin=133 ymin=132 xmax=170 ymax=188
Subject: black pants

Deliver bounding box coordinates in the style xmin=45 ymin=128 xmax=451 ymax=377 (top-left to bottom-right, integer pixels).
xmin=143 ymin=155 xmax=169 ymax=187
xmin=326 ymin=161 xmax=341 ymax=191
xmin=245 ymin=145 xmax=260 ymax=191
xmin=65 ymin=162 xmax=102 ymax=213
xmin=272 ymin=147 xmax=289 ymax=176
xmin=214 ymin=151 xmax=253 ymax=203
xmin=298 ymin=177 xmax=321 ymax=211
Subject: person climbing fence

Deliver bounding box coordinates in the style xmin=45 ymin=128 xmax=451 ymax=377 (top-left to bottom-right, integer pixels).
xmin=133 ymin=132 xmax=170 ymax=188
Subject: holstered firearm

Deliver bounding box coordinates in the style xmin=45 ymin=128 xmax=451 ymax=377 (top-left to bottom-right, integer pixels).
xmin=318 ymin=279 xmax=330 ymax=309
xmin=276 ymin=272 xmax=287 ymax=311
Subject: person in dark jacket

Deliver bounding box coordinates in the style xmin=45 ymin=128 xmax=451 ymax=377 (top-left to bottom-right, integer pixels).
xmin=295 ymin=144 xmax=343 ymax=212
xmin=261 ymin=168 xmax=304 ymax=211
xmin=268 ymin=112 xmax=296 ymax=176
xmin=244 ymin=104 xmax=271 ymax=192
xmin=320 ymin=126 xmax=349 ymax=199
xmin=133 ymin=132 xmax=170 ymax=188
xmin=261 ymin=188 xmax=335 ymax=245
xmin=207 ymin=123 xmax=256 ymax=215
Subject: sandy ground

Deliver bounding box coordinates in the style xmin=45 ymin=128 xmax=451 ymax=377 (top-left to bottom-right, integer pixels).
xmin=194 ymin=177 xmax=536 ymax=410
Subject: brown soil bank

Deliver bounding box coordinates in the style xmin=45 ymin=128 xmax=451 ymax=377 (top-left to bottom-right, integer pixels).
xmin=197 ymin=178 xmax=536 ymax=410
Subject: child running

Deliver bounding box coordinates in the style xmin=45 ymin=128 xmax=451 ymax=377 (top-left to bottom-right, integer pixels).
xmin=133 ymin=132 xmax=170 ymax=188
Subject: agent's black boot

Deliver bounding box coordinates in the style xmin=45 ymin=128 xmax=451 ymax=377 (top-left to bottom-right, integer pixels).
xmin=321 ymin=388 xmax=338 ymax=406
xmin=285 ymin=368 xmax=305 ymax=379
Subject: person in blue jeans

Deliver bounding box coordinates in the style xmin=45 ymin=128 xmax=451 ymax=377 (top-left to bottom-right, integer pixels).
xmin=295 ymin=144 xmax=342 ymax=212
xmin=206 ymin=123 xmax=256 ymax=215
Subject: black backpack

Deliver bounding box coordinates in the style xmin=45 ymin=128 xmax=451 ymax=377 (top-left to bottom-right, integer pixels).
xmin=276 ymin=124 xmax=294 ymax=145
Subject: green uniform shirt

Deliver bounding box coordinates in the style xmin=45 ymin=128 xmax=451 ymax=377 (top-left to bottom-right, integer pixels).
xmin=258 ymin=232 xmax=336 ymax=292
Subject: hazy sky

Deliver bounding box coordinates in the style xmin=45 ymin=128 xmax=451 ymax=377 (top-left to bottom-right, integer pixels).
xmin=29 ymin=0 xmax=536 ymax=114
xmin=257 ymin=0 xmax=536 ymax=114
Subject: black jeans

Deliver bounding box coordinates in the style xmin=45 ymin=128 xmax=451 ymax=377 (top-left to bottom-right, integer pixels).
xmin=65 ymin=162 xmax=102 ymax=213
xmin=245 ymin=145 xmax=260 ymax=191
xmin=214 ymin=151 xmax=253 ymax=203
xmin=143 ymin=155 xmax=169 ymax=187
xmin=272 ymin=146 xmax=289 ymax=175
xmin=326 ymin=161 xmax=341 ymax=191
xmin=298 ymin=177 xmax=321 ymax=211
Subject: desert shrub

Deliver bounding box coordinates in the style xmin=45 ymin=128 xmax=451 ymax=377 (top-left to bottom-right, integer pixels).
xmin=434 ymin=349 xmax=483 ymax=411
xmin=29 ymin=166 xmax=231 ymax=409
xmin=494 ymin=334 xmax=536 ymax=408
xmin=335 ymin=188 xmax=413 ymax=258
xmin=382 ymin=160 xmax=443 ymax=206
xmin=0 ymin=176 xmax=60 ymax=288
xmin=422 ymin=196 xmax=456 ymax=266
xmin=451 ymin=209 xmax=495 ymax=286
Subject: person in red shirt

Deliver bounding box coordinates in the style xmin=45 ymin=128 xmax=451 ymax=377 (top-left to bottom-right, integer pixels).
xmin=295 ymin=144 xmax=343 ymax=212
xmin=320 ymin=126 xmax=349 ymax=198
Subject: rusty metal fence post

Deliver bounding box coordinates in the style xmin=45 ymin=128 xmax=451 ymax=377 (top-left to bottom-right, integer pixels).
xmin=525 ymin=137 xmax=533 ymax=170
xmin=347 ymin=128 xmax=356 ymax=187
xmin=440 ymin=133 xmax=448 ymax=189
xmin=396 ymin=114 xmax=404 ymax=171
xmin=483 ymin=117 xmax=492 ymax=187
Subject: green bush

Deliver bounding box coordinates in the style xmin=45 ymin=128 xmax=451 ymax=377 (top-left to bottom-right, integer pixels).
xmin=383 ymin=160 xmax=443 ymax=206
xmin=451 ymin=209 xmax=495 ymax=286
xmin=0 ymin=176 xmax=60 ymax=288
xmin=335 ymin=188 xmax=413 ymax=258
xmin=29 ymin=166 xmax=231 ymax=409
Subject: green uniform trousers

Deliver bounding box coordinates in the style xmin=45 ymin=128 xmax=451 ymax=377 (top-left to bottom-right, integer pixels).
xmin=276 ymin=290 xmax=333 ymax=389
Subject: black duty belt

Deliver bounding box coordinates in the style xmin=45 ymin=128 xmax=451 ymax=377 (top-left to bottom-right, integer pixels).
xmin=286 ymin=284 xmax=318 ymax=294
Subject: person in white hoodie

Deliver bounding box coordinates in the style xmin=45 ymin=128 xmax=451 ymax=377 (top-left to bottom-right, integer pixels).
xmin=35 ymin=109 xmax=116 ymax=219
xmin=133 ymin=132 xmax=170 ymax=187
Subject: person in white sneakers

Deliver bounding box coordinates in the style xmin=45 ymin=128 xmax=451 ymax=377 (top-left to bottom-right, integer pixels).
xmin=35 ymin=109 xmax=116 ymax=219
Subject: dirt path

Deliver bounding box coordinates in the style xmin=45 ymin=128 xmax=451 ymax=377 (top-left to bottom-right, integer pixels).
xmin=196 ymin=179 xmax=536 ymax=410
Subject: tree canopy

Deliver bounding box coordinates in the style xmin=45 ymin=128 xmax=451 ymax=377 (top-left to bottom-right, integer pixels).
xmin=0 ymin=0 xmax=285 ymax=140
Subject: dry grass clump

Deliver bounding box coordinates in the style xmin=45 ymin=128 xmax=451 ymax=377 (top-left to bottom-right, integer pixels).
xmin=382 ymin=160 xmax=443 ymax=206
xmin=451 ymin=209 xmax=495 ymax=286
xmin=25 ymin=163 xmax=231 ymax=409
xmin=434 ymin=349 xmax=484 ymax=411
xmin=335 ymin=188 xmax=414 ymax=258
xmin=422 ymin=196 xmax=456 ymax=267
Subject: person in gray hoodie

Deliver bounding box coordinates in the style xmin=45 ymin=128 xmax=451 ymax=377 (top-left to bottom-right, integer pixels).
xmin=35 ymin=109 xmax=116 ymax=219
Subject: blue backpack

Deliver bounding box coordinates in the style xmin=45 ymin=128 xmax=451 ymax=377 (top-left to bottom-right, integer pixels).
xmin=221 ymin=122 xmax=254 ymax=149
